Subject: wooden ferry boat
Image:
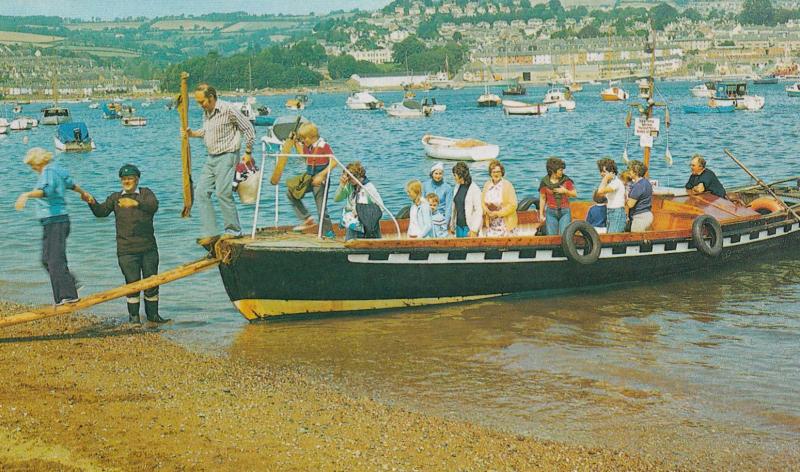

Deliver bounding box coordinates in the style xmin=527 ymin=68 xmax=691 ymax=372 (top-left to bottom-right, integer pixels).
xmin=212 ymin=183 xmax=800 ymax=320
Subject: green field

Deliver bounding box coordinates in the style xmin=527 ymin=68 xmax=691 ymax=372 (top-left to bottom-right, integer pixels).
xmin=221 ymin=20 xmax=304 ymax=32
xmin=0 ymin=31 xmax=63 ymax=44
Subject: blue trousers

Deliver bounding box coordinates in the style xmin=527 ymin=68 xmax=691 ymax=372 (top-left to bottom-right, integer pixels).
xmin=196 ymin=151 xmax=241 ymax=237
xmin=545 ymin=207 xmax=572 ymax=235
xmin=41 ymin=219 xmax=78 ymax=303
xmin=606 ymin=207 xmax=627 ymax=233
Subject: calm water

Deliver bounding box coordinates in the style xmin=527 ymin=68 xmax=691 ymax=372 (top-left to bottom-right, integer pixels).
xmin=1 ymin=81 xmax=799 ymax=467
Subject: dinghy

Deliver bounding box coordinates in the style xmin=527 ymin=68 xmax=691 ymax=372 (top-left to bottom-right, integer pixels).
xmin=502 ymin=100 xmax=547 ymax=116
xmin=421 ymin=135 xmax=500 ymax=161
xmin=54 ymin=122 xmax=95 ymax=152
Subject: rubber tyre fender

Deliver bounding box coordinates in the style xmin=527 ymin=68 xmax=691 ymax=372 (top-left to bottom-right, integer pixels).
xmin=691 ymin=215 xmax=723 ymax=258
xmin=561 ymin=221 xmax=601 ymax=265
xmin=517 ymin=196 xmax=539 ymax=212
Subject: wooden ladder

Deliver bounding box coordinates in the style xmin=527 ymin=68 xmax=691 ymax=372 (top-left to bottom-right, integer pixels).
xmin=0 ymin=257 xmax=220 ymax=329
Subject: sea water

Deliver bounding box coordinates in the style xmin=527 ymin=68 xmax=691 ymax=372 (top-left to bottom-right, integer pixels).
xmin=1 ymin=81 xmax=798 ymax=467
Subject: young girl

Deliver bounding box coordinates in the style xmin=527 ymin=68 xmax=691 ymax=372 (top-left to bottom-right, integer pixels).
xmin=406 ymin=180 xmax=432 ymax=238
xmin=426 ymin=193 xmax=448 ymax=238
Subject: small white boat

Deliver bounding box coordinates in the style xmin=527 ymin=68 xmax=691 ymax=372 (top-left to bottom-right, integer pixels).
xmin=0 ymin=125 xmax=7 ymax=135
xmin=737 ymin=95 xmax=765 ymax=111
xmin=41 ymin=106 xmax=71 ymax=125
xmin=9 ymin=118 xmax=32 ymax=131
xmin=421 ymin=135 xmax=500 ymax=162
xmin=600 ymin=84 xmax=629 ymax=101
xmin=54 ymin=122 xmax=95 ymax=152
xmin=346 ymin=91 xmax=384 ymax=110
xmin=18 ymin=117 xmax=38 ymax=128
xmin=88 ymin=102 xmax=99 ymax=109
xmin=386 ymin=100 xmax=432 ymax=118
xmin=542 ymin=88 xmax=576 ymax=111
xmin=787 ymin=83 xmax=800 ymax=97
xmin=502 ymin=99 xmax=548 ymax=116
xmin=122 ymin=116 xmax=147 ymax=127
xmin=141 ymin=100 xmax=152 ymax=108
xmin=477 ymin=86 xmax=502 ymax=107
xmin=690 ymin=83 xmax=715 ymax=98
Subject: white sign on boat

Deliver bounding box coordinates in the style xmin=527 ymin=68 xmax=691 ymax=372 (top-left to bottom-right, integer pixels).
xmin=634 ymin=117 xmax=660 ymax=137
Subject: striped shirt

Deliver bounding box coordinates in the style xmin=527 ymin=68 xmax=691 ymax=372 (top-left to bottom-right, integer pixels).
xmin=196 ymin=99 xmax=255 ymax=156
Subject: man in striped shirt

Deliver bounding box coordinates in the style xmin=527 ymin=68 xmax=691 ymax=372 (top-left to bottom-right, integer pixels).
xmin=186 ymin=84 xmax=255 ymax=245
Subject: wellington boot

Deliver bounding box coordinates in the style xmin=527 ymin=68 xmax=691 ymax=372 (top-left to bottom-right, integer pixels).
xmin=127 ymin=302 xmax=141 ymax=324
xmin=145 ymin=300 xmax=170 ymax=323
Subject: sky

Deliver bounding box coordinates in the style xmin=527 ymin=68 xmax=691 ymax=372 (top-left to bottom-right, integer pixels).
xmin=0 ymin=0 xmax=393 ymax=20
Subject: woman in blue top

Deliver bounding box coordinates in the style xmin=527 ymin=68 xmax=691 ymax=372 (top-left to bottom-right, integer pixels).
xmin=422 ymin=162 xmax=453 ymax=225
xmin=625 ymin=160 xmax=653 ymax=232
xmin=15 ymin=148 xmax=92 ymax=305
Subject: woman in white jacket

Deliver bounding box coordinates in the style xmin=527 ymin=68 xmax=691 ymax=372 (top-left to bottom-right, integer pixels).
xmin=449 ymin=162 xmax=483 ymax=237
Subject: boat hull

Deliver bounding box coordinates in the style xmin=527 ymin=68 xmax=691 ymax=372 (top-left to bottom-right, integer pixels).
xmin=422 ymin=136 xmax=500 ymax=161
xmin=217 ymin=212 xmax=800 ymax=319
xmin=54 ymin=137 xmax=95 ymax=152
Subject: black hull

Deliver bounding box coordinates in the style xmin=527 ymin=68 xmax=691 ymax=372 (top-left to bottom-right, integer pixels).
xmin=218 ymin=215 xmax=800 ymax=319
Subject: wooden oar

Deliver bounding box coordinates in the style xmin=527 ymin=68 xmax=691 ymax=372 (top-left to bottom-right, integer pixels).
xmin=0 ymin=257 xmax=219 ymax=329
xmin=178 ymin=72 xmax=193 ymax=217
xmin=724 ymin=148 xmax=800 ymax=222
xmin=269 ymin=116 xmax=302 ymax=185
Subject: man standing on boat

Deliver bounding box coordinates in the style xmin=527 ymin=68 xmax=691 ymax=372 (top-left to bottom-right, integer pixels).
xmin=686 ymin=154 xmax=727 ymax=198
xmin=287 ymin=123 xmax=336 ymax=236
xmin=185 ymin=84 xmax=255 ymax=246
xmin=84 ymin=164 xmax=169 ymax=324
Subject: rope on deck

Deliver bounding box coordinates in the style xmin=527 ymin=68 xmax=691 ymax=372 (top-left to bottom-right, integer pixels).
xmin=0 ymin=256 xmax=220 ymax=329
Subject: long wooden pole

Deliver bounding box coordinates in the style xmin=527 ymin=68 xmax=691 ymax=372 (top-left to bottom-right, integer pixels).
xmin=723 ymin=148 xmax=800 ymax=222
xmin=269 ymin=116 xmax=303 ymax=185
xmin=0 ymin=257 xmax=219 ymax=329
xmin=179 ymin=72 xmax=193 ymax=218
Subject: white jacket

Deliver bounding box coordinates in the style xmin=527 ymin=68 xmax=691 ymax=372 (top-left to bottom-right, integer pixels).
xmin=450 ymin=182 xmax=483 ymax=234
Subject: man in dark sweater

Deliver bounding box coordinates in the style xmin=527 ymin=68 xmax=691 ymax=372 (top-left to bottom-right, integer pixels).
xmin=686 ymin=154 xmax=727 ymax=198
xmin=86 ymin=164 xmax=169 ymax=323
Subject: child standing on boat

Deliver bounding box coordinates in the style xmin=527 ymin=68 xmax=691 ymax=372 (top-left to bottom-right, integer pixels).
xmin=84 ymin=165 xmax=169 ymax=324
xmin=406 ymin=180 xmax=432 ymax=238
xmin=426 ymin=193 xmax=449 ymax=238
xmin=422 ymin=163 xmax=453 ymax=225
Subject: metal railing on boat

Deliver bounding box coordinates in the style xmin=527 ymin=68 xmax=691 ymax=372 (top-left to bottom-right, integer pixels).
xmin=254 ymin=141 xmax=402 ymax=240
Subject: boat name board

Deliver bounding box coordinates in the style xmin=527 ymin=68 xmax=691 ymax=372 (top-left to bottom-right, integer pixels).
xmin=634 ymin=117 xmax=660 ymax=137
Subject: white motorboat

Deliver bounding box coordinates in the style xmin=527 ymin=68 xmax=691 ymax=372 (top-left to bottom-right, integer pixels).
xmin=711 ymin=82 xmax=765 ymax=111
xmin=502 ymin=99 xmax=548 ymax=116
xmin=54 ymin=122 xmax=95 ymax=152
xmin=9 ymin=118 xmax=32 ymax=131
xmin=122 ymin=116 xmax=147 ymax=127
xmin=421 ymin=134 xmax=500 ymax=162
xmin=600 ymin=84 xmax=629 ymax=101
xmin=346 ymin=91 xmax=384 ymax=110
xmin=89 ymin=102 xmax=99 ymax=109
xmin=542 ymin=88 xmax=576 ymax=111
xmin=785 ymin=83 xmax=800 ymax=97
xmin=41 ymin=106 xmax=71 ymax=125
xmin=20 ymin=117 xmax=38 ymax=128
xmin=477 ymin=85 xmax=502 ymax=107
xmin=386 ymin=100 xmax=432 ymax=118
xmin=690 ymin=83 xmax=715 ymax=98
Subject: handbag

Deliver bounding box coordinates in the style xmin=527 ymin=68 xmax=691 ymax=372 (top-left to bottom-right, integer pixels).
xmin=286 ymin=172 xmax=311 ymax=200
xmin=235 ymin=161 xmax=262 ymax=204
xmin=356 ymin=201 xmax=382 ymax=239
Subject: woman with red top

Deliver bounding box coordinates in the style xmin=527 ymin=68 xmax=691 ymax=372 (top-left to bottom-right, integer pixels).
xmin=538 ymin=157 xmax=578 ymax=235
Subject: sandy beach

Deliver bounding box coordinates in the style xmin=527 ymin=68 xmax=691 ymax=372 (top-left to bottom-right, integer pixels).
xmin=0 ymin=301 xmax=681 ymax=471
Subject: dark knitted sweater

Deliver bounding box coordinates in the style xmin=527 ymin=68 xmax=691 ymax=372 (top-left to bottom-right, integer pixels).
xmin=88 ymin=187 xmax=158 ymax=255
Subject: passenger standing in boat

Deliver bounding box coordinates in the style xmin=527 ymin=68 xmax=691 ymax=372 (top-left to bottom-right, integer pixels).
xmin=426 ymin=193 xmax=449 ymax=238
xmin=450 ymin=162 xmax=483 ymax=238
xmin=405 ymin=180 xmax=433 ymax=238
xmin=84 ymin=165 xmax=168 ymax=324
xmin=15 ymin=147 xmax=91 ymax=306
xmin=422 ymin=162 xmax=453 ymax=225
xmin=686 ymin=154 xmax=727 ymax=198
xmin=595 ymin=158 xmax=627 ymax=233
xmin=625 ymin=160 xmax=653 ymax=232
xmin=287 ymin=123 xmax=336 ymax=237
xmin=185 ymin=84 xmax=255 ymax=245
xmin=482 ymin=159 xmax=518 ymax=237
xmin=334 ymin=161 xmax=384 ymax=241
xmin=586 ymin=191 xmax=608 ymax=234
xmin=538 ymin=157 xmax=577 ymax=235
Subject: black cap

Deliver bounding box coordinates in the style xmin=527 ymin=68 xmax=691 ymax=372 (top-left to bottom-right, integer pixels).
xmin=119 ymin=164 xmax=141 ymax=178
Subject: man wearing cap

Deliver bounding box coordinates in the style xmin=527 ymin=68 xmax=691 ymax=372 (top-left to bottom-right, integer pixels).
xmin=185 ymin=84 xmax=255 ymax=245
xmin=423 ymin=162 xmax=453 ymax=224
xmin=85 ymin=165 xmax=168 ymax=324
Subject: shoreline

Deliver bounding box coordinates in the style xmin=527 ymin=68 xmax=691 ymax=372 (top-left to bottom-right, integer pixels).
xmin=0 ymin=300 xmax=672 ymax=471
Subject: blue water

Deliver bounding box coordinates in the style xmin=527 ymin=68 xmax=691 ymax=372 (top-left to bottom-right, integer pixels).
xmin=1 ymin=81 xmax=799 ymax=467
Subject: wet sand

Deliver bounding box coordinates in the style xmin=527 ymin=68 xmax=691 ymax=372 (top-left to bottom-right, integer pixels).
xmin=0 ymin=301 xmax=679 ymax=471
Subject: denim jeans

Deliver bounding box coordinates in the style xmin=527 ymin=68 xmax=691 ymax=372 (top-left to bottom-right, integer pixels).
xmin=545 ymin=207 xmax=572 ymax=235
xmin=606 ymin=207 xmax=627 ymax=233
xmin=196 ymin=151 xmax=241 ymax=238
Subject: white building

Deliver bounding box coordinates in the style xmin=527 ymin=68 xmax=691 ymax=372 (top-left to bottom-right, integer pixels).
xmin=349 ymin=49 xmax=393 ymax=64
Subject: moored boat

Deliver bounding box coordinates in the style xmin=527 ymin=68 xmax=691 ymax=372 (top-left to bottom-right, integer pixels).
xmin=122 ymin=116 xmax=147 ymax=127
xmin=502 ymin=79 xmax=526 ymax=96
xmin=600 ymin=84 xmax=629 ymax=101
xmin=346 ymin=91 xmax=384 ymax=110
xmin=9 ymin=118 xmax=32 ymax=131
xmin=683 ymin=103 xmax=736 ymax=114
xmin=711 ymin=81 xmax=765 ymax=111
xmin=386 ymin=100 xmax=432 ymax=118
xmin=88 ymin=102 xmax=99 ymax=109
xmin=786 ymin=83 xmax=800 ymax=97
xmin=690 ymin=82 xmax=715 ymax=98
xmin=477 ymin=86 xmax=502 ymax=107
xmin=542 ymin=87 xmax=576 ymax=111
xmin=502 ymin=99 xmax=547 ymax=116
xmin=421 ymin=134 xmax=500 ymax=161
xmin=41 ymin=106 xmax=71 ymax=125
xmin=286 ymin=94 xmax=310 ymax=110
xmin=54 ymin=122 xmax=95 ymax=152
xmin=752 ymin=74 xmax=778 ymax=85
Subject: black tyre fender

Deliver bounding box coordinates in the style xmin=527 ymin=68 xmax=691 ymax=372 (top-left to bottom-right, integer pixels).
xmin=517 ymin=196 xmax=539 ymax=212
xmin=561 ymin=221 xmax=602 ymax=265
xmin=692 ymin=215 xmax=723 ymax=257
xmin=396 ymin=205 xmax=410 ymax=220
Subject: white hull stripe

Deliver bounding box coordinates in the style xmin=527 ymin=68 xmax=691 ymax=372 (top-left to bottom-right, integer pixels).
xmin=347 ymin=223 xmax=799 ymax=264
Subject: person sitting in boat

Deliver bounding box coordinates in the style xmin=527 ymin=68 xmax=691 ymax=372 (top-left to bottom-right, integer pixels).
xmin=482 ymin=159 xmax=518 ymax=237
xmin=685 ymin=154 xmax=727 ymax=198
xmin=595 ymin=157 xmax=627 ymax=233
xmin=287 ymin=123 xmax=336 ymax=238
xmin=83 ymin=165 xmax=169 ymax=324
xmin=450 ymin=162 xmax=483 ymax=238
xmin=405 ymin=180 xmax=433 ymax=238
xmin=334 ymin=161 xmax=384 ymax=241
xmin=422 ymin=162 xmax=453 ymax=225
xmin=538 ymin=157 xmax=577 ymax=235
xmin=586 ymin=191 xmax=608 ymax=234
xmin=625 ymin=160 xmax=653 ymax=233
xmin=426 ymin=193 xmax=449 ymax=238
